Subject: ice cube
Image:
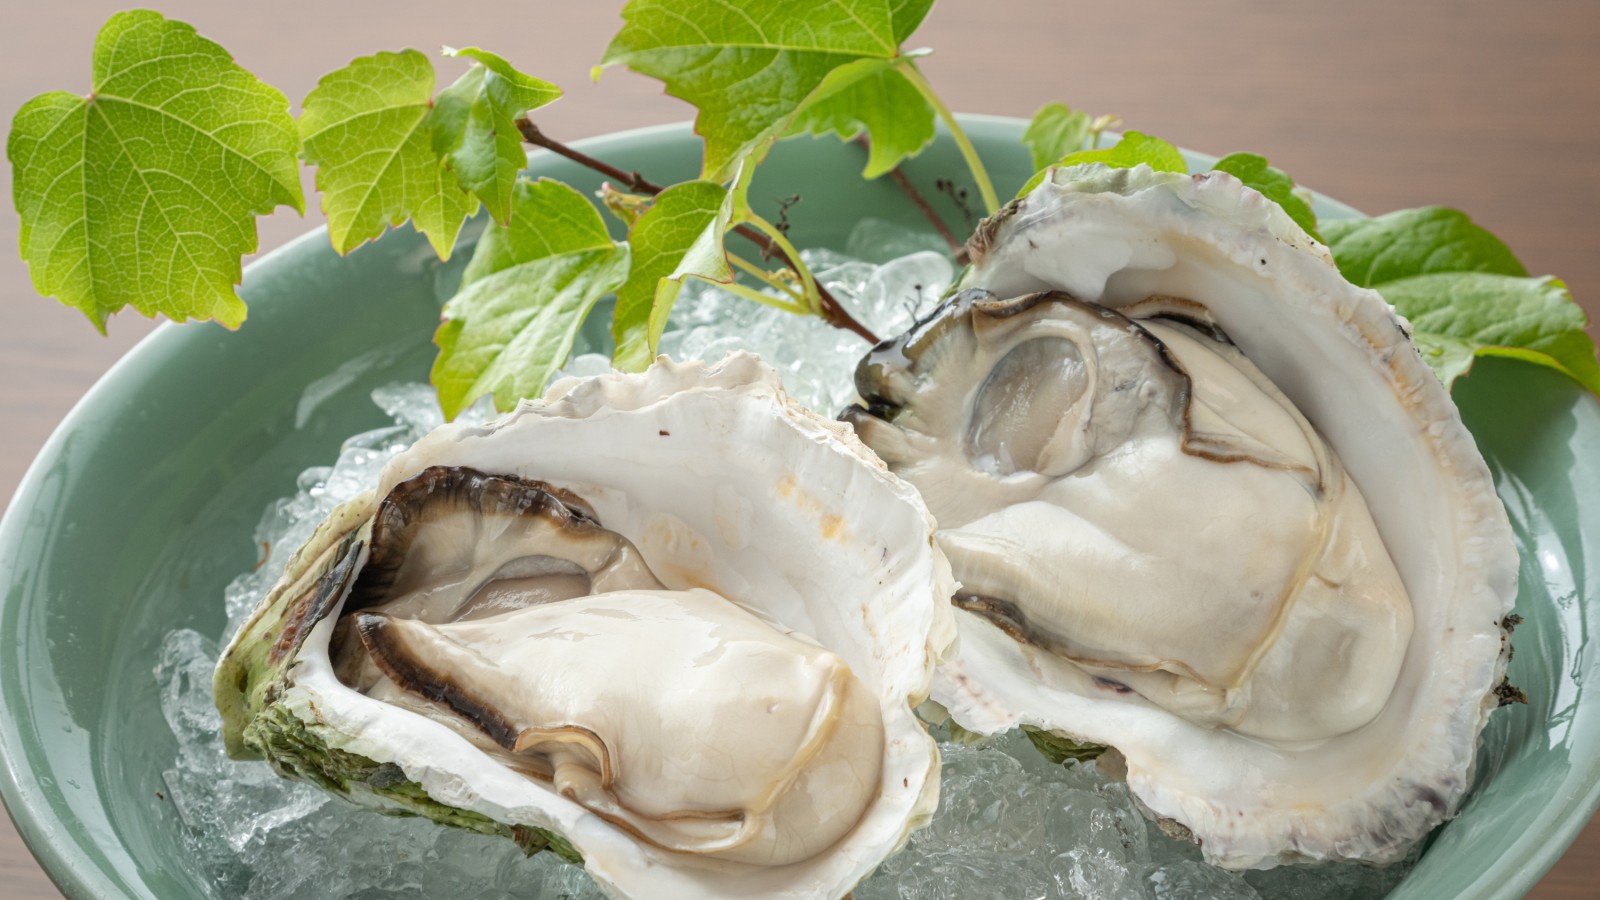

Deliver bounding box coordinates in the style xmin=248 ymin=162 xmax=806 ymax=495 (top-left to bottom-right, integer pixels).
xmin=846 ymin=217 xmax=955 ymax=264
xmin=372 ymin=382 xmax=446 ymax=436
xmin=1146 ymin=859 xmax=1262 ymax=900
xmin=857 ymin=251 xmax=954 ymax=336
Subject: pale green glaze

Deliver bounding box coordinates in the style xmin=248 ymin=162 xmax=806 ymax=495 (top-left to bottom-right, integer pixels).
xmin=0 ymin=119 xmax=1593 ymax=899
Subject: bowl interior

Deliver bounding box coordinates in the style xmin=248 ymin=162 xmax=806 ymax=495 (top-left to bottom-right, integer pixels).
xmin=1 ymin=119 xmax=1596 ymax=900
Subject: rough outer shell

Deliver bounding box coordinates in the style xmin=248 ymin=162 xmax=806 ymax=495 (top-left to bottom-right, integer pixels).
xmin=912 ymin=164 xmax=1519 ymax=868
xmin=215 ymin=353 xmax=958 ymax=899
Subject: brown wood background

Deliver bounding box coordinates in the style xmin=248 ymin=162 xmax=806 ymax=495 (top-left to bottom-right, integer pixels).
xmin=1 ymin=1 xmax=1596 ymax=896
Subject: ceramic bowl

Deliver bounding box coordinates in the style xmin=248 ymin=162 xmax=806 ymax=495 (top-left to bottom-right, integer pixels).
xmin=1 ymin=118 xmax=1596 ymax=899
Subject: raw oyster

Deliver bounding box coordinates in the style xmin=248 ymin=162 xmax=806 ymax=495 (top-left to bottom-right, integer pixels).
xmin=844 ymin=164 xmax=1520 ymax=869
xmin=215 ymin=354 xmax=957 ymax=899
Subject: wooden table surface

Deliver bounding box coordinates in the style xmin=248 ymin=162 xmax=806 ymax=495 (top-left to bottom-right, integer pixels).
xmin=1 ymin=1 xmax=1596 ymax=897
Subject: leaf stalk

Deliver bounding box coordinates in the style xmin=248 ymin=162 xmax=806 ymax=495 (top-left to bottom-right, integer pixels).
xmin=706 ymin=277 xmax=809 ymax=315
xmin=743 ymin=214 xmax=819 ymax=315
xmin=896 ymin=61 xmax=1000 ymax=215
xmin=730 ymin=254 xmax=806 ymax=304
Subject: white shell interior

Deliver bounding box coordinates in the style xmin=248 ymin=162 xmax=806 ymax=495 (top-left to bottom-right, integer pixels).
xmin=939 ymin=164 xmax=1520 ymax=867
xmin=280 ymin=354 xmax=957 ymax=898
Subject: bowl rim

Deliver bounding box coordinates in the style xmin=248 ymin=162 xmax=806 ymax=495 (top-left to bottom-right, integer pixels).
xmin=0 ymin=113 xmax=1594 ymax=900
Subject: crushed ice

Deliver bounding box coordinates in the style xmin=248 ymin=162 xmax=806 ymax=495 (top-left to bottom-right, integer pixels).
xmin=159 ymin=220 xmax=1419 ymax=898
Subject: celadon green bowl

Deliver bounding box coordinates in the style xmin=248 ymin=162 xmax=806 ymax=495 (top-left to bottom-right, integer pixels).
xmin=0 ymin=118 xmax=1596 ymax=899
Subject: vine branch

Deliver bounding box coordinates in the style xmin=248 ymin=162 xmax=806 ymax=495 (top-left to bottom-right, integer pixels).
xmin=516 ymin=117 xmax=879 ymax=344
xmin=855 ymin=135 xmax=971 ymax=265
xmin=517 ymin=118 xmax=665 ymax=195
xmin=893 ymin=61 xmax=1000 ymax=215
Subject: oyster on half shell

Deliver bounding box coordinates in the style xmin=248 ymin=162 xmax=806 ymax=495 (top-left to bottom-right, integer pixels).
xmin=215 ymin=354 xmax=957 ymax=899
xmin=844 ymin=164 xmax=1521 ymax=869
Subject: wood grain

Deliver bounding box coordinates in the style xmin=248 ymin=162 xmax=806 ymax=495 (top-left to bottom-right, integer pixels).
xmin=1 ymin=1 xmax=1597 ymax=897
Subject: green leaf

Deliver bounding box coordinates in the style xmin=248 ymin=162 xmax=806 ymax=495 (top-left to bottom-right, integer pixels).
xmin=1017 ymin=131 xmax=1187 ymax=196
xmin=1022 ymin=102 xmax=1092 ymax=172
xmin=446 ymin=47 xmax=562 ymax=116
xmin=1410 ymin=333 xmax=1479 ymax=388
xmin=300 ymin=50 xmax=475 ymax=259
xmin=1209 ymin=152 xmax=1321 ymax=242
xmin=433 ymin=179 xmax=630 ymax=418
xmin=600 ymin=0 xmax=934 ymax=180
xmin=784 ymin=57 xmax=934 ymax=178
xmin=1061 ymin=131 xmax=1187 ymax=173
xmin=1319 ymin=205 xmax=1595 ymax=394
xmin=6 ymin=10 xmax=302 ymax=330
xmin=611 ymin=181 xmax=732 ymax=372
xmin=1379 ymin=272 xmax=1600 ymax=394
xmin=1321 ymin=206 xmax=1527 ymax=288
xmin=887 ymin=0 xmax=935 ymax=43
xmin=434 ymin=47 xmax=562 ymax=225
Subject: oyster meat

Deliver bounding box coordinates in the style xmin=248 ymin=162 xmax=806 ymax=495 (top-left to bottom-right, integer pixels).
xmin=216 ymin=354 xmax=957 ymax=899
xmin=845 ymin=164 xmax=1520 ymax=869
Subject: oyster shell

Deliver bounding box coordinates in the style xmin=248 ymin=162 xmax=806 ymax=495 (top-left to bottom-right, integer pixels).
xmin=216 ymin=354 xmax=957 ymax=899
xmin=844 ymin=164 xmax=1520 ymax=869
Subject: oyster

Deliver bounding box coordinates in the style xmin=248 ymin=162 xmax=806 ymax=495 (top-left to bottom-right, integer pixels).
xmin=844 ymin=164 xmax=1520 ymax=869
xmin=215 ymin=354 xmax=957 ymax=899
